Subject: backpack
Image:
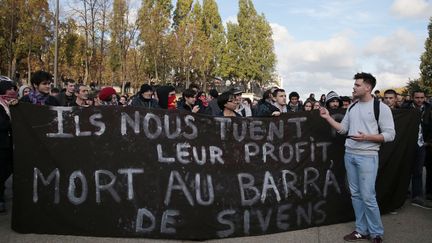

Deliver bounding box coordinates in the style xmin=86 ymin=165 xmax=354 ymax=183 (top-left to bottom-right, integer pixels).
xmin=348 ymin=98 xmax=381 ymax=132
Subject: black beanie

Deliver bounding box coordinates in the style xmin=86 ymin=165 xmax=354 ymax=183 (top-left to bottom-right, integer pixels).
xmin=139 ymin=84 xmax=153 ymax=94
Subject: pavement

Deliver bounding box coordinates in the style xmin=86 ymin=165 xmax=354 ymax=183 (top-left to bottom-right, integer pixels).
xmin=1 ymin=176 xmax=432 ymax=243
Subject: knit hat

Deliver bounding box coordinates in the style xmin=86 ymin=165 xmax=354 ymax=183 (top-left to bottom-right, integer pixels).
xmin=325 ymin=91 xmax=341 ymax=103
xmin=139 ymin=84 xmax=153 ymax=94
xmin=18 ymin=85 xmax=30 ymax=98
xmin=325 ymin=91 xmax=342 ymax=108
xmin=99 ymin=87 xmax=117 ymax=101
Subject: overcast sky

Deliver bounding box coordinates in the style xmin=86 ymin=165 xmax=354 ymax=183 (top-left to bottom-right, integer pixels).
xmin=217 ymin=0 xmax=432 ymax=98
xmin=61 ymin=0 xmax=432 ymax=98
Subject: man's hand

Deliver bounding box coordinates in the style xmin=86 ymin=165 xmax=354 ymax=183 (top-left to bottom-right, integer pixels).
xmin=319 ymin=106 xmax=343 ymax=132
xmin=272 ymin=111 xmax=281 ymax=116
xmin=351 ymin=131 xmax=385 ymax=143
xmin=319 ymin=107 xmax=330 ymax=120
xmin=8 ymin=99 xmax=18 ymax=106
xmin=351 ymin=131 xmax=368 ymax=141
xmin=192 ymin=105 xmax=200 ymax=113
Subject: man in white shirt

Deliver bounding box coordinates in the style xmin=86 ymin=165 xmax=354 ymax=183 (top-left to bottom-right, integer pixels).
xmin=320 ymin=72 xmax=395 ymax=243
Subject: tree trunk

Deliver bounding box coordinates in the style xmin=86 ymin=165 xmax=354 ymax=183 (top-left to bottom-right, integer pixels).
xmin=10 ymin=57 xmax=17 ymax=83
xmin=99 ymin=6 xmax=106 ymax=85
xmin=154 ymin=55 xmax=158 ymax=82
xmin=7 ymin=2 xmax=16 ymax=79
xmin=27 ymin=48 xmax=31 ymax=83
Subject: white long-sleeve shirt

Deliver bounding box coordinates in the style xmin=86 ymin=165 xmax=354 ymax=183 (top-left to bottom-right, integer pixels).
xmin=338 ymin=99 xmax=396 ymax=155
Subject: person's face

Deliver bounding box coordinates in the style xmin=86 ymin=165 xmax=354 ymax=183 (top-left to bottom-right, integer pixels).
xmin=23 ymin=87 xmax=31 ymax=96
xmin=328 ymin=99 xmax=340 ymax=109
xmin=290 ymin=96 xmax=299 ymax=105
xmin=94 ymin=97 xmax=102 ymax=106
xmin=66 ymin=82 xmax=75 ymax=94
xmin=234 ymin=93 xmax=242 ymax=103
xmin=76 ymin=86 xmax=89 ymax=100
xmin=313 ymin=102 xmax=320 ymax=110
xmin=275 ymin=91 xmax=287 ymax=106
xmin=168 ymin=91 xmax=177 ymax=105
xmin=4 ymin=88 xmax=18 ymax=99
xmin=86 ymin=99 xmax=94 ymax=106
xmin=119 ymin=96 xmax=127 ymax=104
xmin=36 ymin=81 xmax=51 ymax=94
xmin=242 ymin=100 xmax=250 ymax=107
xmin=185 ymin=96 xmax=196 ymax=106
xmin=342 ymin=101 xmax=350 ymax=109
xmin=397 ymin=94 xmax=403 ymax=106
xmin=111 ymin=94 xmax=118 ymax=102
xmin=353 ymin=79 xmax=371 ymax=98
xmin=383 ymin=93 xmax=397 ymax=108
xmin=413 ymin=92 xmax=426 ymax=107
xmin=224 ymin=97 xmax=237 ymax=111
xmin=142 ymin=90 xmax=153 ymax=99
xmin=199 ymin=93 xmax=207 ymax=101
xmin=304 ymin=102 xmax=312 ymax=111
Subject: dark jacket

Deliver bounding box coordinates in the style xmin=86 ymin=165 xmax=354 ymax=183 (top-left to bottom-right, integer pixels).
xmin=402 ymin=101 xmax=432 ymax=143
xmin=0 ymin=106 xmax=12 ymax=149
xmin=130 ymin=95 xmax=160 ymax=108
xmin=255 ymin=99 xmax=280 ymax=117
xmin=205 ymin=99 xmax=221 ymax=116
xmin=216 ymin=110 xmax=243 ymax=117
xmin=195 ymin=99 xmax=207 ymax=114
xmin=178 ymin=102 xmax=195 ymax=112
xmin=56 ymin=92 xmax=76 ymax=106
xmin=288 ymin=102 xmax=303 ymax=112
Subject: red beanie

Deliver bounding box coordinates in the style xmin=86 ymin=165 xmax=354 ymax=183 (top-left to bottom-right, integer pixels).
xmin=99 ymin=87 xmax=117 ymax=101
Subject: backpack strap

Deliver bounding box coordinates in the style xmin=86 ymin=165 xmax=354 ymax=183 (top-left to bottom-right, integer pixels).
xmin=348 ymin=101 xmax=358 ymax=112
xmin=347 ymin=99 xmax=381 ymax=133
xmin=374 ymin=98 xmax=381 ymax=133
xmin=374 ymin=98 xmax=380 ymax=123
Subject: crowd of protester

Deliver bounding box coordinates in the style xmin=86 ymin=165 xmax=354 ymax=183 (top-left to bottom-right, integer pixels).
xmin=0 ymin=70 xmax=431 ymax=215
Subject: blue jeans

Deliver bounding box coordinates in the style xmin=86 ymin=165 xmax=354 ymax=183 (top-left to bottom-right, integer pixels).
xmin=344 ymin=152 xmax=383 ymax=238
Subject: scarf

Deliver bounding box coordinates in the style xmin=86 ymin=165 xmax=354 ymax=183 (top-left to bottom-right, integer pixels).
xmin=168 ymin=95 xmax=176 ymax=110
xmin=198 ymin=96 xmax=208 ymax=107
xmin=28 ymin=91 xmax=50 ymax=105
xmin=0 ymin=90 xmax=18 ymax=118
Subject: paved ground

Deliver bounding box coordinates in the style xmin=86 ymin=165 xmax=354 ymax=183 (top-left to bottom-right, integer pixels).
xmin=1 ymin=176 xmax=432 ymax=243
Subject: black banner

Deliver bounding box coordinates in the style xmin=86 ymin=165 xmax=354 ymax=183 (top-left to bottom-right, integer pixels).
xmin=10 ymin=103 xmax=418 ymax=240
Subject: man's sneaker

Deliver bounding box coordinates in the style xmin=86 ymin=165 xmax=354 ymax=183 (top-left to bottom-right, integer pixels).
xmin=343 ymin=231 xmax=370 ymax=241
xmin=372 ymin=236 xmax=383 ymax=243
xmin=411 ymin=197 xmax=432 ymax=209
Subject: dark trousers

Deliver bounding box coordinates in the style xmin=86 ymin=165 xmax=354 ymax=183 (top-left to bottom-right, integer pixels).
xmin=0 ymin=148 xmax=13 ymax=202
xmin=425 ymin=147 xmax=432 ymax=196
xmin=411 ymin=145 xmax=425 ymax=199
